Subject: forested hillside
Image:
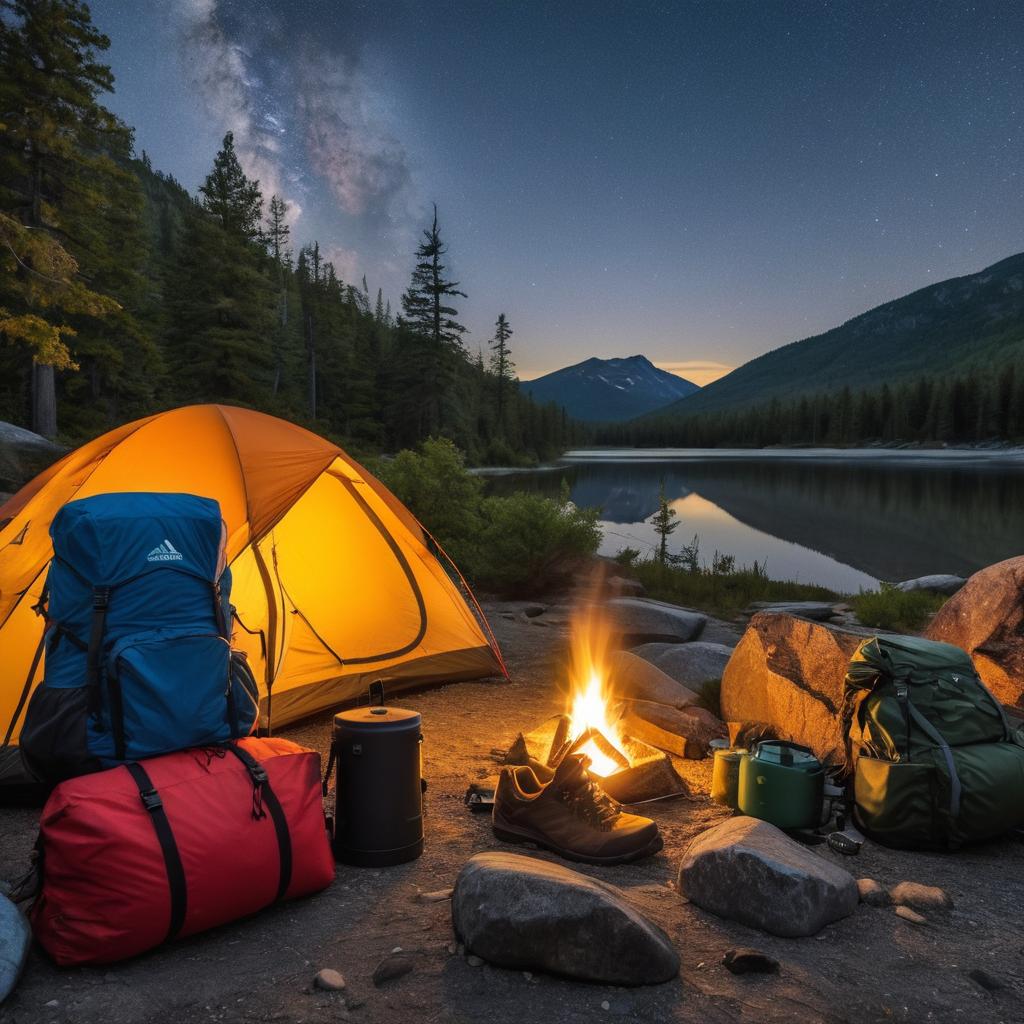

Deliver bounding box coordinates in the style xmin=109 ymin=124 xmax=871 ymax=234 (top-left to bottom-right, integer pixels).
xmin=0 ymin=0 xmax=579 ymax=464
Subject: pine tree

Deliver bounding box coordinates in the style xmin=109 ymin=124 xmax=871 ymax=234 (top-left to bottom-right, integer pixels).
xmin=489 ymin=312 xmax=515 ymax=432
xmin=0 ymin=0 xmax=135 ymax=436
xmin=265 ymin=195 xmax=290 ymax=396
xmin=652 ymin=479 xmax=679 ymax=564
xmin=400 ymin=204 xmax=467 ymax=434
xmin=199 ymin=133 xmax=263 ymax=241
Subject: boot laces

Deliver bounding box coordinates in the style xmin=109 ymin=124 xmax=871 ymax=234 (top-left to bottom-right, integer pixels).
xmin=558 ymin=757 xmax=620 ymax=829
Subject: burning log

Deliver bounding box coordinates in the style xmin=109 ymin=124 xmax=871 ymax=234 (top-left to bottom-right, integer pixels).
xmin=617 ymin=699 xmax=727 ymax=759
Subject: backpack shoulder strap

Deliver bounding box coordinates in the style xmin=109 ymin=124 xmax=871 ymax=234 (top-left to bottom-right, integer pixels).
xmin=86 ymin=586 xmax=111 ymax=713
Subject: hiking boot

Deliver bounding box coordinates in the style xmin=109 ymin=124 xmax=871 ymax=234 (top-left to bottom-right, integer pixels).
xmin=492 ymin=753 xmax=663 ymax=865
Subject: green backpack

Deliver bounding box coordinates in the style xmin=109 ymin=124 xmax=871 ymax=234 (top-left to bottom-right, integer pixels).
xmin=842 ymin=634 xmax=1024 ymax=850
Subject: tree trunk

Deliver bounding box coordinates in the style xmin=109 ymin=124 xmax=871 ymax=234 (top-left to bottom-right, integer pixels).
xmin=32 ymin=361 xmax=58 ymax=438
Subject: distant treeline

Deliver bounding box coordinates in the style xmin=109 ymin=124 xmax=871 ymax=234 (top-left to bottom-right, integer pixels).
xmin=0 ymin=0 xmax=581 ymax=464
xmin=597 ymin=365 xmax=1024 ymax=448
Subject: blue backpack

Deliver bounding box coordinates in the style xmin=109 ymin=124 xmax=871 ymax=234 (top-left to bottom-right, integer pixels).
xmin=20 ymin=492 xmax=259 ymax=782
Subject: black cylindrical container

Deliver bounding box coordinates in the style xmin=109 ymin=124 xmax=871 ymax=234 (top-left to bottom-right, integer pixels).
xmin=329 ymin=705 xmax=423 ymax=867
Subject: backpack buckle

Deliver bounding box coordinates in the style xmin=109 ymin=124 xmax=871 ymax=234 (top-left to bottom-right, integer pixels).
xmin=93 ymin=587 xmax=111 ymax=609
xmin=247 ymin=763 xmax=268 ymax=785
xmin=139 ymin=788 xmax=163 ymax=812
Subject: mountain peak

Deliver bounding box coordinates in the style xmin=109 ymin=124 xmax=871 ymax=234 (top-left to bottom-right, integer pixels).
xmin=522 ymin=354 xmax=699 ymax=422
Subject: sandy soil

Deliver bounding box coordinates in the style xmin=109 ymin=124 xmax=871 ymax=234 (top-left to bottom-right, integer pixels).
xmin=2 ymin=601 xmax=1023 ymax=1024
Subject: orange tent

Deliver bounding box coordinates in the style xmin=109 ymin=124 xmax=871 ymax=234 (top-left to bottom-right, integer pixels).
xmin=0 ymin=405 xmax=503 ymax=783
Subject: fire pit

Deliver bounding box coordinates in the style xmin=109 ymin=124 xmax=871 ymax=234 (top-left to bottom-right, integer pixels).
xmin=510 ymin=602 xmax=688 ymax=804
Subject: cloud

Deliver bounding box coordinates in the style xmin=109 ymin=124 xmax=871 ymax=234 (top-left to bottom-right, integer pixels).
xmin=174 ymin=0 xmax=302 ymax=225
xmin=321 ymin=243 xmax=362 ymax=285
xmin=655 ymin=360 xmax=734 ymax=386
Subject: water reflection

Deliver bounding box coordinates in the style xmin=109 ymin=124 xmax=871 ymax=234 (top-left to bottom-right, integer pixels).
xmin=486 ymin=451 xmax=1024 ymax=593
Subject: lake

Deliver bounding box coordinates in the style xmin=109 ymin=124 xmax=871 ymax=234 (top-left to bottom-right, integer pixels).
xmin=484 ymin=448 xmax=1024 ymax=593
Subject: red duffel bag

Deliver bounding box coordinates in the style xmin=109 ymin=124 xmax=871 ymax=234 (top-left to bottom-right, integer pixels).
xmin=31 ymin=736 xmax=335 ymax=965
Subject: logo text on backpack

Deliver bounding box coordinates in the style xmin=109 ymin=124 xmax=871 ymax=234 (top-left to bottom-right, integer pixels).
xmin=147 ymin=539 xmax=184 ymax=563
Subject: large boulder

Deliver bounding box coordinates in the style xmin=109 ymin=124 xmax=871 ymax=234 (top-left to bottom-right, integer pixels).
xmin=609 ymin=650 xmax=701 ymax=708
xmin=603 ymin=598 xmax=706 ymax=644
xmin=631 ymin=641 xmax=733 ymax=688
xmin=924 ymin=557 xmax=1024 ymax=712
xmin=720 ymin=613 xmax=874 ymax=761
xmin=0 ymin=893 xmax=30 ymax=1003
xmin=0 ymin=420 xmax=64 ymax=494
xmin=677 ymin=817 xmax=858 ymax=937
xmin=452 ymin=852 xmax=679 ymax=985
xmin=893 ymin=574 xmax=967 ymax=596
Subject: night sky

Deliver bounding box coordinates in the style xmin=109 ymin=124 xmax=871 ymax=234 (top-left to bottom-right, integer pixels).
xmin=90 ymin=0 xmax=1022 ymax=383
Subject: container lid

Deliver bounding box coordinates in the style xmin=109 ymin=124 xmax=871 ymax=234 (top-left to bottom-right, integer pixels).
xmin=334 ymin=706 xmax=421 ymax=728
xmin=751 ymin=742 xmax=821 ymax=772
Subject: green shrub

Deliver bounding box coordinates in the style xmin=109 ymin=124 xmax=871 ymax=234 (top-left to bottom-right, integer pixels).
xmin=632 ymin=558 xmax=840 ymax=619
xmin=474 ymin=491 xmax=602 ymax=594
xmin=851 ymin=584 xmax=946 ymax=633
xmin=374 ymin=437 xmax=601 ymax=594
xmin=374 ymin=437 xmax=483 ymax=569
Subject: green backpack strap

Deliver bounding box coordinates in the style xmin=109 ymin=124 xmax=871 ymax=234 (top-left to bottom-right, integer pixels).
xmin=896 ymin=682 xmax=962 ymax=820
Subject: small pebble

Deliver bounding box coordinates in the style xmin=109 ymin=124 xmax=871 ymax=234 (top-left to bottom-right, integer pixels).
xmin=889 ymin=881 xmax=952 ymax=913
xmin=45 ymin=1000 xmax=59 ymax=1008
xmin=968 ymin=968 xmax=1003 ymax=992
xmin=314 ymin=968 xmax=346 ymax=992
xmin=391 ymin=946 xmax=403 ymax=954
xmin=446 ymin=942 xmax=458 ymax=955
xmin=895 ymin=906 xmax=927 ymax=926
xmin=522 ymin=971 xmax=533 ymax=981
xmin=466 ymin=955 xmax=484 ymax=967
xmin=722 ymin=948 xmax=780 ymax=975
xmin=418 ymin=888 xmax=453 ymax=903
xmin=857 ymin=878 xmax=891 ymax=907
xmin=372 ymin=955 xmax=413 ymax=987
xmin=601 ymin=1001 xmax=610 ymax=1011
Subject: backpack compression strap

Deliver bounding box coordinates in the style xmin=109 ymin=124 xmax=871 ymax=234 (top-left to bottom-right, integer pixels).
xmin=124 ymin=762 xmax=188 ymax=942
xmin=224 ymin=743 xmax=293 ymax=903
xmin=895 ymin=683 xmax=963 ymax=820
xmin=86 ymin=586 xmax=111 ymax=713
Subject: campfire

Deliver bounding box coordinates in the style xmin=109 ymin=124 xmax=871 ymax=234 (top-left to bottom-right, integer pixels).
xmin=514 ymin=602 xmax=686 ymax=804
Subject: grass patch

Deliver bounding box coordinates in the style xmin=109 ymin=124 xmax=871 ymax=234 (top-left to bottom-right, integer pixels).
xmin=851 ymin=585 xmax=946 ymax=633
xmin=631 ymin=559 xmax=840 ymax=620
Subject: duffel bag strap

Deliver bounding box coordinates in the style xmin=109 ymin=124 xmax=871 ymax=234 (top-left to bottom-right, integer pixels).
xmin=124 ymin=762 xmax=187 ymax=942
xmin=224 ymin=743 xmax=293 ymax=903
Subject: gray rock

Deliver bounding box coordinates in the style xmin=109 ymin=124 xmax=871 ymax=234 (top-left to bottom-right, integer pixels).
xmin=893 ymin=574 xmax=966 ymax=596
xmin=630 ymin=642 xmax=733 ymax=689
xmin=720 ymin=613 xmax=876 ymax=761
xmin=452 ymin=851 xmax=679 ymax=985
xmin=677 ymin=817 xmax=858 ymax=937
xmin=745 ymin=601 xmax=839 ymax=622
xmin=610 ymin=650 xmax=701 ymax=708
xmin=889 ymin=881 xmax=952 ymax=913
xmin=521 ymin=603 xmax=547 ymax=618
xmin=603 ymin=598 xmax=706 ymax=644
xmin=856 ymin=878 xmax=891 ymax=907
xmin=0 ymin=893 xmax=30 ymax=1004
xmin=314 ymin=968 xmax=346 ymax=991
xmin=372 ymin=955 xmax=413 ymax=986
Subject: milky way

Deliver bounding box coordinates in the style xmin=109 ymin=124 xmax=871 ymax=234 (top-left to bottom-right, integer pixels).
xmin=91 ymin=0 xmax=1022 ymax=381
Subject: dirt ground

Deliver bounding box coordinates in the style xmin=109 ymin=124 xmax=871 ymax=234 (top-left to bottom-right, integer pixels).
xmin=2 ymin=600 xmax=1023 ymax=1024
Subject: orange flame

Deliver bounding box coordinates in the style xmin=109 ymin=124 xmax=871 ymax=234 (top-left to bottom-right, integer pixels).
xmin=567 ymin=602 xmax=629 ymax=777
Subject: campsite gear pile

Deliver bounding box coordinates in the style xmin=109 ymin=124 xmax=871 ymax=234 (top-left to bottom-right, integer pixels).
xmin=0 ymin=403 xmax=504 ymax=792
xmin=14 ymin=492 xmax=335 ymax=965
xmin=492 ymin=747 xmax=663 ymax=865
xmin=324 ymin=684 xmax=425 ymax=866
xmin=843 ymin=634 xmax=1024 ymax=850
xmin=737 ymin=740 xmax=825 ymax=830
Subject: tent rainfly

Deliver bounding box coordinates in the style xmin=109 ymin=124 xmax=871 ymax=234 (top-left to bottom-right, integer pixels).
xmin=0 ymin=405 xmax=504 ymax=787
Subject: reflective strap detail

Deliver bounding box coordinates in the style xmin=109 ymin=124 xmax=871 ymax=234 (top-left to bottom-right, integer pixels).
xmin=904 ymin=700 xmax=962 ymax=820
xmin=124 ymin=762 xmax=187 ymax=942
xmin=224 ymin=744 xmax=292 ymax=902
